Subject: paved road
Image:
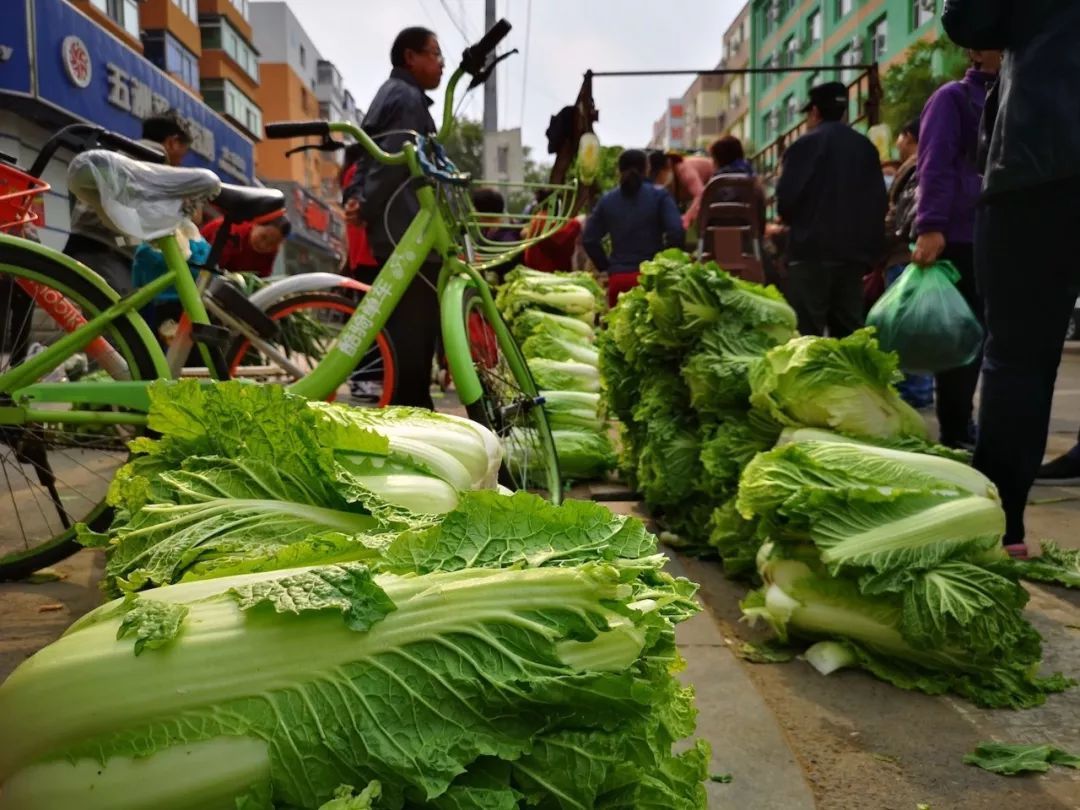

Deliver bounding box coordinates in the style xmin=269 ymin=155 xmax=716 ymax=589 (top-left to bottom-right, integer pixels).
xmin=2 ymin=352 xmax=1080 ymax=808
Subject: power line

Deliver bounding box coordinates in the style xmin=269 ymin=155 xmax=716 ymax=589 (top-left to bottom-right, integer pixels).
xmin=438 ymin=0 xmax=471 ymax=42
xmin=519 ymin=0 xmax=531 ymax=129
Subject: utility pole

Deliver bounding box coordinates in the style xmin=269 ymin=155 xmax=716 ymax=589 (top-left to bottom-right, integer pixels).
xmin=483 ymin=0 xmax=497 ymax=133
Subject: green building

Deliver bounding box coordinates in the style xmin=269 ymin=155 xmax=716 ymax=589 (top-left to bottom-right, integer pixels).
xmin=749 ymin=0 xmax=944 ymax=148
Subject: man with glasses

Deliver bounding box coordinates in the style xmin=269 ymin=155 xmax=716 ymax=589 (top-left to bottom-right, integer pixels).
xmin=344 ymin=26 xmax=445 ymax=408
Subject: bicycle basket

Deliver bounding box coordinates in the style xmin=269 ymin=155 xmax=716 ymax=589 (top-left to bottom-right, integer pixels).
xmin=436 ymin=179 xmax=579 ymax=272
xmin=0 ymin=162 xmax=50 ymax=232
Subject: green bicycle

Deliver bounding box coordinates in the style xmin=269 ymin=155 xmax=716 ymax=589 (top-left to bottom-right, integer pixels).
xmin=0 ymin=19 xmax=576 ymax=579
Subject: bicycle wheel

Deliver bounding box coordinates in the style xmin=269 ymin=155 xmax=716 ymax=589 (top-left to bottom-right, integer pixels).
xmin=456 ymin=286 xmax=562 ymax=503
xmin=225 ymin=292 xmax=397 ymax=407
xmin=0 ymin=240 xmax=160 ymax=580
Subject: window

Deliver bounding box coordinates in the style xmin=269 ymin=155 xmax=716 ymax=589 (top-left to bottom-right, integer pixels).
xmin=785 ymin=35 xmax=798 ymax=66
xmin=146 ymin=33 xmax=200 ymax=90
xmin=787 ymin=94 xmax=801 ymax=126
xmin=299 ymin=44 xmax=306 ymax=68
xmin=201 ymin=20 xmax=259 ymax=82
xmin=229 ymin=0 xmax=250 ymax=21
xmin=870 ymin=16 xmax=888 ymax=61
xmin=836 ymin=45 xmax=854 ymax=83
xmin=912 ymin=0 xmax=935 ymax=28
xmin=173 ymin=0 xmax=197 ymax=23
xmin=808 ymin=9 xmax=822 ymax=44
xmin=762 ymin=112 xmax=773 ymax=140
xmin=93 ymin=0 xmax=140 ymax=38
xmin=837 ymin=0 xmax=854 ymax=17
xmin=806 ymin=70 xmax=821 ymax=99
xmin=762 ymin=55 xmax=774 ymax=88
xmin=497 ymin=145 xmax=509 ymax=174
xmin=203 ymin=78 xmax=262 ymax=136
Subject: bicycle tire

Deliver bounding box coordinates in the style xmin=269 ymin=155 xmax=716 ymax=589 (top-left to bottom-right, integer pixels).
xmin=225 ymin=291 xmax=398 ymax=407
xmin=456 ymin=286 xmax=562 ymax=504
xmin=0 ymin=240 xmax=160 ymax=580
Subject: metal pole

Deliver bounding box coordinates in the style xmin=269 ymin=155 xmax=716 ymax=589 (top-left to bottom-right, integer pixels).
xmin=483 ymin=0 xmax=497 ymax=132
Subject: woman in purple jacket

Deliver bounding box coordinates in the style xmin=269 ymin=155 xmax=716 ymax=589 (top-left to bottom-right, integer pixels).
xmin=910 ymin=49 xmax=1002 ymax=449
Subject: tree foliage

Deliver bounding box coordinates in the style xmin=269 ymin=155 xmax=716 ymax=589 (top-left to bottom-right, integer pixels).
xmin=880 ymin=39 xmax=968 ymax=135
xmin=441 ymin=116 xmax=485 ymax=179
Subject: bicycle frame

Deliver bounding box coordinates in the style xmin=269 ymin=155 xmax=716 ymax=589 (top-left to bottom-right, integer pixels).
xmin=0 ymin=66 xmax=534 ymax=424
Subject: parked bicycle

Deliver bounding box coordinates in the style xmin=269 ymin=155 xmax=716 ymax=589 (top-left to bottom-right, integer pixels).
xmin=0 ymin=18 xmax=576 ymax=579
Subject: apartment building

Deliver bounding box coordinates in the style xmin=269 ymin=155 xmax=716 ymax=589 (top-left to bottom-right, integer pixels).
xmin=248 ymin=1 xmax=344 ymax=273
xmin=749 ymin=0 xmax=943 ymax=146
xmin=0 ymin=1 xmax=255 ymax=249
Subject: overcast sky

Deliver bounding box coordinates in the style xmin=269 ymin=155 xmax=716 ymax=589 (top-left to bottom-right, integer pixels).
xmin=281 ymin=0 xmax=745 ymax=161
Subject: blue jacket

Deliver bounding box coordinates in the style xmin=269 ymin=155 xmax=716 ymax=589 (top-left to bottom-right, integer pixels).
xmin=915 ymin=69 xmax=992 ymax=243
xmin=582 ymin=184 xmax=684 ymax=273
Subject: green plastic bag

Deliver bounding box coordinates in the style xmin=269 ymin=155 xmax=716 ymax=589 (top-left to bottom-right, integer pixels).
xmin=866 ymin=260 xmax=983 ymax=374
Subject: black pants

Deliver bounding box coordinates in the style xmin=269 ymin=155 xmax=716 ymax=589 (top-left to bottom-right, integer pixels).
xmin=972 ymin=178 xmax=1080 ymax=542
xmin=934 ymin=243 xmax=981 ymax=446
xmin=357 ymin=261 xmax=440 ymax=409
xmin=785 ymin=260 xmax=866 ymax=337
xmin=63 ymin=234 xmax=133 ymax=295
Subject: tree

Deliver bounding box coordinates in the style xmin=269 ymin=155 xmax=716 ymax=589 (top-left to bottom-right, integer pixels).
xmin=441 ymin=117 xmax=485 ymax=179
xmin=881 ymin=39 xmax=968 ymax=135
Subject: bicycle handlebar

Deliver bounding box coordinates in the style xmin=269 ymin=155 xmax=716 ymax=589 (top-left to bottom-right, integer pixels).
xmin=264 ymin=120 xmax=331 ymax=140
xmin=462 ymin=18 xmax=511 ymax=75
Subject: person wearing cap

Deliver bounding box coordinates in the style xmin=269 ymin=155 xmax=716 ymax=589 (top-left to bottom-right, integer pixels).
xmin=775 ymin=81 xmax=886 ymax=337
xmin=910 ymin=48 xmax=1001 ymax=451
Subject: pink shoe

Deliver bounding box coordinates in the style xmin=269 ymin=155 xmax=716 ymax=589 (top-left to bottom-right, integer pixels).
xmin=1004 ymin=543 xmax=1029 ymax=560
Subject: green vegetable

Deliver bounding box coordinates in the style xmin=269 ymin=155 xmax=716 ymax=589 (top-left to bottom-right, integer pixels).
xmin=963 ymin=742 xmax=1080 ymax=775
xmin=505 ymin=428 xmax=616 ymax=483
xmin=522 ymin=332 xmax=600 ymax=366
xmin=527 ymin=357 xmax=601 ymax=393
xmin=510 ymin=308 xmax=595 ymax=344
xmin=503 ymin=266 xmax=605 ymax=310
xmin=497 ymin=277 xmax=597 ymax=322
xmin=82 ymin=382 xmax=503 ymax=594
xmin=682 ymin=327 xmax=778 ymax=415
xmin=1 ymin=493 xmax=708 ymax=810
xmin=744 ymin=550 xmax=1071 ymax=708
xmin=540 ymin=390 xmax=605 ymax=432
xmin=1011 ymin=541 xmax=1080 ymax=589
xmin=749 ymin=329 xmax=929 ymax=442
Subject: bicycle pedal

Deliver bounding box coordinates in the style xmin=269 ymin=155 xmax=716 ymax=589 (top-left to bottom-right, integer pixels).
xmin=190 ymin=322 xmax=231 ymax=348
xmin=205 ymin=277 xmax=280 ymax=341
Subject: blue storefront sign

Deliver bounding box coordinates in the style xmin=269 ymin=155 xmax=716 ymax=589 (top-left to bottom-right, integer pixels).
xmin=0 ymin=0 xmax=253 ymax=184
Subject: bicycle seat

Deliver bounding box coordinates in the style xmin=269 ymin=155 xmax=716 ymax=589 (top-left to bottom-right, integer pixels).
xmin=68 ymin=150 xmax=221 ymax=241
xmin=214 ymin=183 xmax=285 ymax=222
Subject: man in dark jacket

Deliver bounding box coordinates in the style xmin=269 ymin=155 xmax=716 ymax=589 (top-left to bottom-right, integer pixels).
xmin=344 ymin=26 xmax=443 ymax=408
xmin=776 ymin=82 xmax=887 ymax=337
xmin=943 ymin=0 xmax=1080 ymax=553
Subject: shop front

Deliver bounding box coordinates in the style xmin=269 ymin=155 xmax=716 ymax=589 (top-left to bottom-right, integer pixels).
xmin=0 ymin=0 xmax=254 ymax=250
xmin=266 ymin=180 xmax=344 ymax=276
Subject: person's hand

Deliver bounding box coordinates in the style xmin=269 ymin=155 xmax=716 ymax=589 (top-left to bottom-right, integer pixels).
xmin=344 ymin=198 xmax=364 ymax=226
xmin=764 ymin=222 xmax=787 ymax=238
xmin=912 ymin=231 xmax=946 ymax=267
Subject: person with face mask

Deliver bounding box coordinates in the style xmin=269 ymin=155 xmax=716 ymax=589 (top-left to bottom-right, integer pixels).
xmin=343 ymin=26 xmax=445 ymax=409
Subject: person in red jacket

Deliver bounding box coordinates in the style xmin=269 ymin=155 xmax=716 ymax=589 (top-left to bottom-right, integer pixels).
xmin=340 ymin=144 xmax=377 ymax=275
xmin=200 ymin=216 xmax=290 ymax=277
xmin=522 ymin=189 xmax=582 ymax=272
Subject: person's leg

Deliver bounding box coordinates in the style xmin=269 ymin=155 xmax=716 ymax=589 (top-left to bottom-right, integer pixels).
xmin=381 ymin=262 xmax=440 ymax=409
xmin=825 ymin=263 xmax=866 ymax=338
xmin=63 ymin=235 xmax=133 ymax=296
xmin=785 ymin=261 xmax=829 ymax=336
xmin=933 ymin=244 xmax=980 ymax=446
xmin=974 ymin=180 xmax=1080 ymax=543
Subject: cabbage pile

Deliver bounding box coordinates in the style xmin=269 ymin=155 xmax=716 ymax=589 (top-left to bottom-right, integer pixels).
xmin=498 ymin=267 xmax=616 ymax=482
xmin=598 ymin=250 xmax=796 ymax=556
xmin=738 ymin=432 xmax=1073 ymax=708
xmin=2 ymin=381 xmax=709 ymax=809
